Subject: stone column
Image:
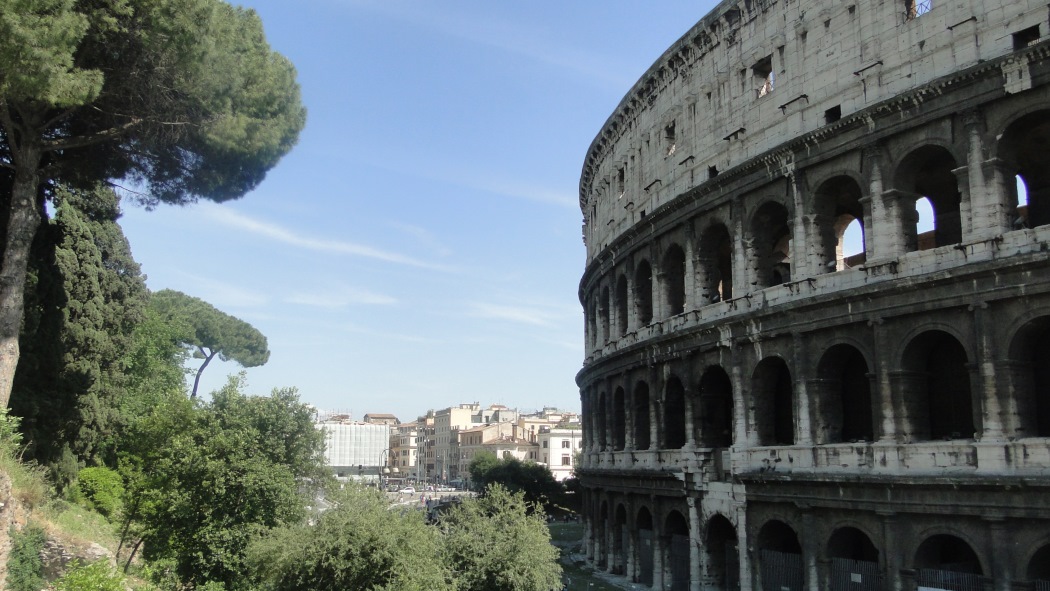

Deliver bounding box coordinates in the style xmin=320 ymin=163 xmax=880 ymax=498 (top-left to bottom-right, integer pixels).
xmin=879 ymin=512 xmax=903 ymax=591
xmin=688 ymin=497 xmax=702 ymax=591
xmin=801 ymin=509 xmax=821 ymax=591
xmin=986 ymin=518 xmax=1014 ymax=591
xmin=651 ymin=366 xmax=664 ymax=452
xmin=859 ymin=195 xmax=875 ymax=262
xmin=733 ymin=201 xmax=752 ymax=295
xmin=870 ymin=318 xmax=899 ymax=443
xmin=793 ymin=332 xmax=813 ymax=446
xmin=685 ymin=226 xmax=699 ymax=312
xmin=881 ymin=189 xmax=919 ymax=255
xmin=972 ymin=302 xmax=1005 ymax=442
xmin=789 ymin=172 xmax=809 ymax=281
xmin=982 ymin=158 xmax=1019 ymax=234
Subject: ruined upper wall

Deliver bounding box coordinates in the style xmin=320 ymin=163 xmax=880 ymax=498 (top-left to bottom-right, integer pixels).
xmin=579 ymin=0 xmax=1044 ymax=262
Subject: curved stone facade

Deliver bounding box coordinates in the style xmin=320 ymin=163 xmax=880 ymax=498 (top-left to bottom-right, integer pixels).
xmin=576 ymin=1 xmax=1050 ymax=590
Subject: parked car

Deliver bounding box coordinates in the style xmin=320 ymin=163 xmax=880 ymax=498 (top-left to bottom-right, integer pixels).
xmin=399 ymin=486 xmax=415 ymax=494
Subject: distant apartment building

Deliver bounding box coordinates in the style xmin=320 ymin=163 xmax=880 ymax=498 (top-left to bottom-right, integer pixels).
xmin=537 ymin=425 xmax=583 ymax=482
xmin=315 ymin=416 xmax=390 ymax=483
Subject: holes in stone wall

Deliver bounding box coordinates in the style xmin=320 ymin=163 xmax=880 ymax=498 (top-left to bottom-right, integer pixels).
xmin=663 ymin=244 xmax=687 ymax=316
xmin=825 ymin=105 xmax=842 ymax=124
xmin=753 ymin=55 xmax=775 ymax=97
xmin=664 ymin=376 xmax=687 ymax=449
xmin=752 ymin=357 xmax=795 ymax=446
xmin=1013 ymin=25 xmax=1040 ymax=50
xmin=751 ymin=201 xmax=792 ymax=287
xmin=633 ymin=382 xmax=651 ymax=450
xmin=895 ymin=146 xmax=961 ymax=251
xmin=635 ymin=260 xmax=654 ymax=325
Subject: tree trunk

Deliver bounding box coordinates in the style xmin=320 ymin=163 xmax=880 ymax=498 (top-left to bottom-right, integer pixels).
xmin=191 ymin=349 xmax=217 ymax=398
xmin=0 ymin=142 xmax=43 ymax=408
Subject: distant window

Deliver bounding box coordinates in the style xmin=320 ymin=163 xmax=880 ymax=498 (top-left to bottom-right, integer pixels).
xmin=905 ymin=0 xmax=930 ymax=19
xmin=542 ymin=441 xmax=548 ymax=448
xmin=1014 ymin=25 xmax=1041 ymax=50
xmin=561 ymin=455 xmax=571 ymax=466
xmin=753 ymin=56 xmax=774 ymax=97
xmin=561 ymin=440 xmax=571 ymax=448
xmin=665 ymin=121 xmax=677 ymax=156
xmin=825 ymin=105 xmax=842 ymax=124
xmin=617 ymin=166 xmax=626 ymax=196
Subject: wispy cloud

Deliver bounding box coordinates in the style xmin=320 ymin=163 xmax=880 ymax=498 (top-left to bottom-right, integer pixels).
xmin=343 ymin=2 xmax=634 ymax=89
xmin=198 ymin=205 xmax=454 ymax=271
xmin=466 ymin=302 xmax=564 ymax=328
xmin=286 ymin=286 xmax=397 ymax=308
xmin=342 ymin=323 xmax=432 ymax=344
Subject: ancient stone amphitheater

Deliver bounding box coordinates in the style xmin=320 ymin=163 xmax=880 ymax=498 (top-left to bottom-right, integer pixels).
xmin=575 ymin=1 xmax=1050 ymax=590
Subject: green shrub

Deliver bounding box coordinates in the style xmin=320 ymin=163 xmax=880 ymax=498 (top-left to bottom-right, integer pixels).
xmin=53 ymin=560 xmax=126 ymax=591
xmin=76 ymin=467 xmax=124 ymax=519
xmin=5 ymin=524 xmax=46 ymax=591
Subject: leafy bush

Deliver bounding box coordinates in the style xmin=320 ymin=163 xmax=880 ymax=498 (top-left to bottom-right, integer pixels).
xmin=5 ymin=524 xmax=46 ymax=591
xmin=53 ymin=560 xmax=126 ymax=591
xmin=76 ymin=466 xmax=124 ymax=519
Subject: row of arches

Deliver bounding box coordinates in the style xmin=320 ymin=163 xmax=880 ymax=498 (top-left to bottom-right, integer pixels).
xmin=585 ymin=109 xmax=1050 ymax=351
xmin=586 ymin=316 xmax=1050 ymax=452
xmin=588 ymin=503 xmax=1050 ymax=591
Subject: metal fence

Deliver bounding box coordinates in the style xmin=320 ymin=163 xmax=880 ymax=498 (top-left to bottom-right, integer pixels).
xmin=760 ymin=549 xmax=804 ymax=591
xmin=915 ymin=568 xmax=983 ymax=591
xmin=725 ymin=545 xmax=741 ymax=591
xmin=1034 ymin=580 xmax=1050 ymax=591
xmin=670 ymin=534 xmax=691 ymax=591
xmin=830 ymin=558 xmax=883 ymax=591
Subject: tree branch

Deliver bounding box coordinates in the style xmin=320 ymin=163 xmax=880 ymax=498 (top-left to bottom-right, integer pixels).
xmin=43 ymin=118 xmax=142 ymax=152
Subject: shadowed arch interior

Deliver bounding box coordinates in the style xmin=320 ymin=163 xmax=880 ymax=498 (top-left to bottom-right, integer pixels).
xmin=663 ymin=244 xmax=687 ymax=316
xmin=894 ymin=145 xmax=962 ymax=251
xmin=752 ymin=357 xmax=795 ymax=445
xmin=998 ymin=110 xmax=1050 ymax=228
xmin=901 ymin=331 xmax=974 ymax=441
xmin=816 ymin=344 xmax=873 ymax=443
xmin=664 ymin=376 xmax=687 ymax=449
xmin=698 ymin=365 xmax=734 ymax=447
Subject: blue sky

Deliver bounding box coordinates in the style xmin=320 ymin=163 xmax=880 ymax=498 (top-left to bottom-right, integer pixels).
xmin=117 ymin=0 xmax=719 ymax=420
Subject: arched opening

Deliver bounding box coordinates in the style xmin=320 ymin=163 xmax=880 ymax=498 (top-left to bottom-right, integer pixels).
xmin=698 ymin=366 xmax=734 ymax=448
xmin=758 ymin=520 xmax=803 ymax=591
xmin=914 ymin=534 xmax=983 ymax=591
xmin=1007 ymin=316 xmax=1050 ymax=437
xmin=633 ymin=382 xmax=651 ymax=450
xmin=699 ymin=223 xmax=733 ymax=303
xmin=664 ymin=376 xmax=687 ymax=449
xmin=637 ymin=507 xmax=655 ymax=586
xmin=816 ymin=345 xmax=873 ymax=443
xmin=666 ymin=511 xmax=691 ymax=591
xmin=1027 ymin=544 xmax=1050 ymax=584
xmin=705 ymin=515 xmax=740 ymax=591
xmin=751 ymin=202 xmax=792 ymax=287
xmin=635 ymin=260 xmax=654 ymax=326
xmin=612 ymin=387 xmax=626 ymax=451
xmin=752 ymin=357 xmax=795 ymax=445
xmin=663 ymin=244 xmax=687 ymax=316
xmin=613 ymin=504 xmax=629 ymax=575
xmin=998 ymin=110 xmax=1050 ymax=229
xmin=901 ymin=331 xmax=974 ymax=441
xmin=596 ymin=392 xmax=608 ymax=450
xmin=814 ymin=176 xmax=866 ymax=271
xmin=828 ymin=527 xmax=881 ymax=591
xmin=895 ymin=145 xmax=962 ymax=251
xmin=599 ymin=286 xmax=610 ymax=343
xmin=616 ymin=274 xmax=629 ymax=336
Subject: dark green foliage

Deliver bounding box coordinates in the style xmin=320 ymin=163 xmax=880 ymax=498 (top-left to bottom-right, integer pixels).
xmin=10 ymin=184 xmax=148 ymax=472
xmin=249 ymin=484 xmax=454 ymax=591
xmin=75 ymin=466 xmax=123 ymax=518
xmin=468 ymin=452 xmax=565 ymax=514
xmin=125 ymin=376 xmax=327 ymax=590
xmin=439 ymin=484 xmax=563 ymax=591
xmin=149 ymin=289 xmax=270 ymax=397
xmin=0 ymin=0 xmax=306 ymax=410
xmin=5 ymin=524 xmax=46 ymax=591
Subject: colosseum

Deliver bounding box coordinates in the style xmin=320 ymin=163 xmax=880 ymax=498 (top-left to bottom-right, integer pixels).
xmin=575 ymin=1 xmax=1050 ymax=590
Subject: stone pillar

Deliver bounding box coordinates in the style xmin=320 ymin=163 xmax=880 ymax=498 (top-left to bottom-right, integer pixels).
xmin=879 ymin=512 xmax=903 ymax=591
xmin=871 ymin=318 xmax=899 ymax=443
xmin=627 ymin=263 xmax=638 ymax=333
xmin=789 ymin=172 xmax=809 ymax=281
xmin=688 ymin=498 xmax=702 ymax=591
xmin=651 ymin=366 xmax=664 ymax=452
xmin=952 ymin=164 xmax=975 ymax=240
xmin=653 ymin=528 xmax=667 ymax=590
xmin=733 ymin=202 xmax=753 ymax=295
xmin=982 ymin=158 xmax=1019 ymax=234
xmin=972 ymin=301 xmax=1005 ymax=442
xmin=801 ymin=510 xmax=821 ymax=591
xmin=654 ymin=267 xmax=668 ymax=322
xmin=881 ymin=189 xmax=919 ymax=255
xmin=793 ymin=332 xmax=813 ymax=446
xmin=889 ymin=370 xmax=929 ymax=442
xmin=736 ymin=508 xmax=754 ymax=591
xmin=685 ymin=227 xmax=699 ymax=312
xmin=859 ymin=195 xmax=875 ymax=262
xmin=986 ymin=518 xmax=1014 ymax=591
xmin=806 ymin=378 xmax=840 ymax=444
xmin=996 ymin=359 xmax=1033 ymax=438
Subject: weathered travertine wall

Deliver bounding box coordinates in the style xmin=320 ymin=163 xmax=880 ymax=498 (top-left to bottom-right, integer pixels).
xmin=576 ymin=1 xmax=1050 ymax=590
